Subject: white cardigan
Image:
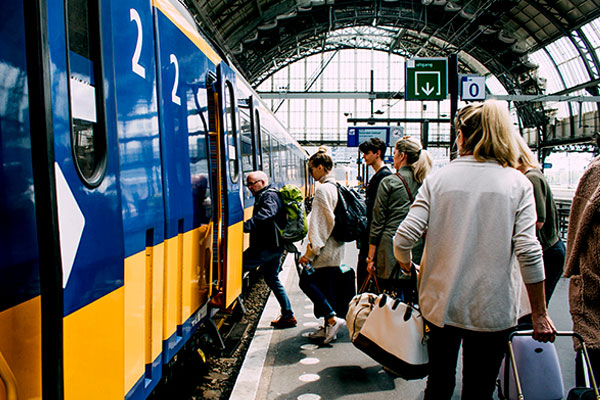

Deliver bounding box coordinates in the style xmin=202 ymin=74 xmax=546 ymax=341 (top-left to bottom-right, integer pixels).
xmin=394 ymin=156 xmax=544 ymax=331
xmin=304 ymin=174 xmax=345 ymax=268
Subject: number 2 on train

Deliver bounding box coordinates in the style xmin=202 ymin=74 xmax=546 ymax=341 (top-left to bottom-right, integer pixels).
xmin=129 ymin=8 xmax=146 ymax=79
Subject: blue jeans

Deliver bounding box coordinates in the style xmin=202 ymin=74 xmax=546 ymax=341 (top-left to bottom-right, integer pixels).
xmin=243 ymin=248 xmax=293 ymax=319
xmin=543 ymin=239 xmax=565 ymax=304
xmin=298 ymin=267 xmax=338 ymax=320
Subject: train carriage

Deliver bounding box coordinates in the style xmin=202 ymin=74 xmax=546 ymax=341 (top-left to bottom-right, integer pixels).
xmin=0 ymin=0 xmax=308 ymax=399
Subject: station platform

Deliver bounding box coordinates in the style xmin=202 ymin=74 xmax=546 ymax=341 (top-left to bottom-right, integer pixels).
xmin=230 ymin=244 xmax=576 ymax=400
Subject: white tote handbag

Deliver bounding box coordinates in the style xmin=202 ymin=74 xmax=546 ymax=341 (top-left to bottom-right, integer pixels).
xmin=352 ymin=266 xmax=429 ymax=380
xmin=346 ymin=270 xmax=380 ymax=342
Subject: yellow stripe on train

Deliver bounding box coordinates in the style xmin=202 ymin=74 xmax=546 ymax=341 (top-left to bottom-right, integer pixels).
xmin=153 ymin=0 xmax=221 ymax=65
xmin=123 ymin=222 xmax=213 ymax=396
xmin=162 ymin=224 xmax=213 ymax=344
xmin=243 ymin=206 xmax=253 ymax=252
xmin=0 ymin=296 xmax=42 ymax=400
xmin=64 ymin=287 xmax=124 ymax=400
xmin=225 ymin=220 xmax=244 ymax=308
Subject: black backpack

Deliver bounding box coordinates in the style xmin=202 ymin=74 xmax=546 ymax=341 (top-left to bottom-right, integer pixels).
xmin=329 ymin=182 xmax=367 ymax=242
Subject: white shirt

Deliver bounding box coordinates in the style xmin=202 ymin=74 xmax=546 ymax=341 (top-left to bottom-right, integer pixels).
xmin=305 ymin=173 xmax=345 ymax=268
xmin=394 ymin=156 xmax=544 ymax=331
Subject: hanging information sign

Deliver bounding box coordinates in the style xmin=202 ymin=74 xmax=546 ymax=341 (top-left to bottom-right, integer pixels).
xmin=347 ymin=126 xmax=390 ymax=147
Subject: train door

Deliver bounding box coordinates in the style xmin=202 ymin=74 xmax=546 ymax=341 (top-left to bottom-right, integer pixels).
xmin=153 ymin=0 xmax=215 ymax=365
xmin=0 ymin=2 xmax=45 ymax=399
xmin=110 ymin=0 xmax=167 ymax=398
xmin=252 ymin=102 xmax=264 ymax=172
xmin=240 ymin=97 xmax=257 ymax=209
xmin=240 ymin=97 xmax=257 ymax=251
xmin=209 ymin=63 xmax=244 ymax=308
xmin=45 ymin=0 xmax=127 ymax=398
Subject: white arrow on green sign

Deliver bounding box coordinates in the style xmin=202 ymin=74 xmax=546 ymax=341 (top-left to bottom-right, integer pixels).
xmin=405 ymin=57 xmax=448 ymax=101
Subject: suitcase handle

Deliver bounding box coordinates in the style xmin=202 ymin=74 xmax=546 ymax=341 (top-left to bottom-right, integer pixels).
xmin=507 ymin=330 xmax=600 ymax=400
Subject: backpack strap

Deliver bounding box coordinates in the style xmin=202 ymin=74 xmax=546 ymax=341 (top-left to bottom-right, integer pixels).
xmin=395 ymin=172 xmax=414 ymax=203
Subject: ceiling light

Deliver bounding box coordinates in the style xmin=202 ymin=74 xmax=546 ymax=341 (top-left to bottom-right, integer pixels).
xmin=444 ymin=2 xmax=462 ymax=11
xmin=498 ymin=30 xmax=516 ymax=44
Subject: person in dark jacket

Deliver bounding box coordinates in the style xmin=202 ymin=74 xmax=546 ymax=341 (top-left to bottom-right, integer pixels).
xmin=357 ymin=137 xmax=392 ymax=289
xmin=243 ymin=171 xmax=296 ymax=329
xmin=515 ymin=134 xmax=565 ymax=305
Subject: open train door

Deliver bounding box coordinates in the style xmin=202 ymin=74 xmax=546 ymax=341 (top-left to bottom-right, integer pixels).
xmin=208 ymin=62 xmax=244 ymax=309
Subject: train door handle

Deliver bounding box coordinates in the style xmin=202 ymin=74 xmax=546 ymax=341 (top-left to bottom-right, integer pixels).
xmin=0 ymin=350 xmax=17 ymax=400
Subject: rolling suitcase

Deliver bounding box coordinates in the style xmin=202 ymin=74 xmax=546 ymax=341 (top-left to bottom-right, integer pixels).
xmin=499 ymin=331 xmax=600 ymax=400
xmin=330 ymin=264 xmax=356 ymax=318
xmin=498 ymin=333 xmax=564 ymax=399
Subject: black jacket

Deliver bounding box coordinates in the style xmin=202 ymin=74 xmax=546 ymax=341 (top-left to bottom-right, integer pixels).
xmin=243 ymin=185 xmax=286 ymax=251
xmin=359 ymin=165 xmax=392 ymax=254
xmin=365 ymin=166 xmax=392 ymax=224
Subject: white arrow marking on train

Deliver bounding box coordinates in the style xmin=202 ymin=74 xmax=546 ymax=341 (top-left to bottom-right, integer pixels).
xmin=54 ymin=162 xmax=85 ymax=288
xmin=421 ymin=82 xmax=435 ymax=96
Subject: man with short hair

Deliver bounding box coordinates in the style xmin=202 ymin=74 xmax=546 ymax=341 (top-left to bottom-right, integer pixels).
xmin=357 ymin=138 xmax=392 ymax=288
xmin=243 ymin=171 xmax=296 ymax=328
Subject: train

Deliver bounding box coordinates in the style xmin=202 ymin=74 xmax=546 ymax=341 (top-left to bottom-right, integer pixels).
xmin=0 ymin=0 xmax=309 ymax=399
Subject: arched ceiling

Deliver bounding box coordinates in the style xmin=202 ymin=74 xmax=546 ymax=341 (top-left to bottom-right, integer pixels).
xmin=184 ymin=0 xmax=600 ymax=126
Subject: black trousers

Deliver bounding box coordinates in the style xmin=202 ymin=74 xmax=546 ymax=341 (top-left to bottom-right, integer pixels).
xmin=423 ymin=324 xmax=512 ymax=400
xmin=356 ymin=232 xmax=369 ymax=291
xmin=543 ymin=239 xmax=565 ymax=305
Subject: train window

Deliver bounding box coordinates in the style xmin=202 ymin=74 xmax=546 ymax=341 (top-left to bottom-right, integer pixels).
xmin=287 ymin=150 xmax=293 ymax=181
xmin=224 ymin=81 xmax=239 ymax=182
xmin=67 ymin=0 xmax=107 ymax=187
xmin=188 ymin=87 xmax=212 ymax=226
xmin=240 ymin=106 xmax=254 ymax=178
xmin=254 ymin=110 xmax=262 ymax=170
xmin=292 ymin=154 xmax=297 ymax=181
xmin=282 ymin=147 xmax=289 ymax=181
xmin=272 ymin=139 xmax=281 ymax=182
xmin=261 ymin=127 xmax=271 ymax=178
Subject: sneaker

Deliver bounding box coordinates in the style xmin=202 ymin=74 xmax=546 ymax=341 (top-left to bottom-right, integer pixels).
xmin=323 ymin=317 xmax=344 ymax=344
xmin=270 ymin=316 xmax=297 ymax=329
xmin=308 ymin=326 xmax=327 ymax=340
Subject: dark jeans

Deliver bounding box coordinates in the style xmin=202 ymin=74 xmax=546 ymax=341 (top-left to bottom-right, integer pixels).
xmin=298 ymin=267 xmax=338 ymax=320
xmin=576 ymin=348 xmax=600 ymax=387
xmin=357 ymin=237 xmax=369 ymax=292
xmin=243 ymin=247 xmax=293 ymax=319
xmin=423 ymin=324 xmax=511 ymax=400
xmin=543 ymin=239 xmax=565 ymax=305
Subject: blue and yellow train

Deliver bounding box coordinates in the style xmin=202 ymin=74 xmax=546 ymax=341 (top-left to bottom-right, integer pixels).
xmin=0 ymin=0 xmax=308 ymax=398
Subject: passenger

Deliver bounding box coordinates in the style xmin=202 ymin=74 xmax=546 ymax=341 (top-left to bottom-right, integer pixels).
xmin=366 ymin=136 xmax=432 ymax=293
xmin=298 ymin=148 xmax=345 ymax=344
xmin=393 ymin=100 xmax=556 ymax=399
xmin=243 ymin=171 xmax=296 ymax=329
xmin=564 ymin=133 xmax=600 ymax=387
xmin=356 ymin=138 xmax=392 ymax=289
xmin=515 ymin=134 xmax=565 ymax=304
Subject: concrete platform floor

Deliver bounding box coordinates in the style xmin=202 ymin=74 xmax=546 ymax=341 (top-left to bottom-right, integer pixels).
xmin=230 ymin=243 xmax=576 ymax=400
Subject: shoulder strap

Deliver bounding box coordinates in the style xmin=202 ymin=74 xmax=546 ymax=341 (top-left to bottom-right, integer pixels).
xmin=395 ymin=172 xmax=414 ymax=203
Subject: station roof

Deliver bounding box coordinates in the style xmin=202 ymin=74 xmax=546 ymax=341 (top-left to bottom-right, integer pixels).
xmin=185 ymin=0 xmax=600 ymax=127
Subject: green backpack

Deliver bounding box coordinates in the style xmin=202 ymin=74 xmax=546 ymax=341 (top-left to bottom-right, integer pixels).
xmin=270 ymin=185 xmax=308 ymax=246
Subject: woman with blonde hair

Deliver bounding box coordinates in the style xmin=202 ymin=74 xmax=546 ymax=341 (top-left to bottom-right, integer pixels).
xmin=393 ymin=101 xmax=556 ymax=399
xmin=366 ymin=136 xmax=432 ymax=291
xmin=515 ymin=134 xmax=565 ymax=305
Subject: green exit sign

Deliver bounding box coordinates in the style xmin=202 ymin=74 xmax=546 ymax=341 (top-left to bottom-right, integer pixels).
xmin=405 ymin=58 xmax=448 ymax=101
